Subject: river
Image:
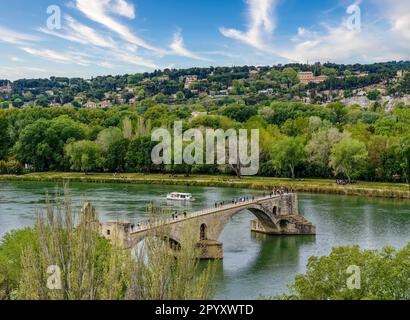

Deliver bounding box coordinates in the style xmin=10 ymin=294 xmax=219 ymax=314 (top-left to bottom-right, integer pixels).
xmin=1 ymin=181 xmax=410 ymax=299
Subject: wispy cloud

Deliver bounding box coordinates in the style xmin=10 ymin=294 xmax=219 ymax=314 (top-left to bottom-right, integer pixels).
xmin=20 ymin=47 xmax=91 ymax=66
xmin=383 ymin=0 xmax=410 ymax=41
xmin=0 ymin=26 xmax=39 ymax=45
xmin=220 ymin=0 xmax=278 ymax=51
xmin=39 ymin=15 xmax=116 ymax=49
xmin=11 ymin=56 xmax=24 ymax=62
xmin=282 ymin=1 xmax=410 ymax=63
xmin=169 ymin=32 xmax=205 ymax=60
xmin=109 ymin=51 xmax=159 ymax=69
xmin=74 ymin=0 xmax=164 ymax=53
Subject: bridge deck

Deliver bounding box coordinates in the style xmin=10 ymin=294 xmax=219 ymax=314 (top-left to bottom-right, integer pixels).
xmin=129 ymin=194 xmax=289 ymax=235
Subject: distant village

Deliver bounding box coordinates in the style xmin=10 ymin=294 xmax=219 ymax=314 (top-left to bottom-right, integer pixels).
xmin=1 ymin=62 xmax=409 ymax=113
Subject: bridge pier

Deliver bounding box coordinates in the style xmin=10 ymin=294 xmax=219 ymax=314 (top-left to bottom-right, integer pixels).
xmin=250 ymin=217 xmax=316 ymax=236
xmin=196 ymin=240 xmax=223 ymax=259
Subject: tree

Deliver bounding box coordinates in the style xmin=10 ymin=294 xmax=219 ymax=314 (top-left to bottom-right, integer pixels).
xmin=330 ymin=136 xmax=368 ymax=182
xmin=280 ymin=68 xmax=299 ymax=88
xmin=400 ymin=136 xmax=410 ymax=188
xmin=0 ymin=228 xmax=37 ymax=299
xmin=272 ymin=137 xmax=305 ymax=179
xmin=279 ymin=245 xmax=410 ymax=300
xmin=96 ymin=127 xmax=123 ymax=151
xmin=306 ymin=128 xmax=345 ymax=170
xmin=175 ymin=91 xmax=185 ymax=100
xmin=15 ymin=116 xmax=87 ymax=171
xmin=126 ymin=137 xmax=157 ymax=172
xmin=17 ymin=195 xmax=131 ymax=300
xmin=105 ymin=138 xmax=129 ymax=172
xmin=221 ymin=103 xmax=257 ymax=122
xmin=65 ymin=140 xmax=102 ymax=173
xmin=0 ymin=116 xmax=10 ymax=160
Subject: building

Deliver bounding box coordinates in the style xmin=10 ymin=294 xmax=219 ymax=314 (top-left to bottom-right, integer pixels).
xmin=0 ymin=83 xmax=12 ymax=93
xmin=184 ymin=75 xmax=198 ymax=90
xmin=85 ymin=101 xmax=98 ymax=109
xmin=258 ymin=88 xmax=274 ymax=95
xmin=48 ymin=102 xmax=62 ymax=107
xmin=249 ymin=70 xmax=259 ymax=78
xmin=397 ymin=70 xmax=406 ymax=78
xmin=115 ymin=94 xmax=125 ymax=104
xmin=298 ymin=72 xmax=329 ymax=84
xmin=99 ymin=100 xmax=112 ymax=108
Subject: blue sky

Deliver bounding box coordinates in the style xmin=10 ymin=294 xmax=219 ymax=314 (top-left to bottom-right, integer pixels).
xmin=0 ymin=0 xmax=409 ymax=80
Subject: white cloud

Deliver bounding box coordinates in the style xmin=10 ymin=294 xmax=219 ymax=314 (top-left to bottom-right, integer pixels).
xmin=97 ymin=61 xmax=116 ymax=69
xmin=0 ymin=26 xmax=39 ymax=45
xmin=169 ymin=32 xmax=205 ymax=60
xmin=0 ymin=66 xmax=50 ymax=80
xmin=20 ymin=47 xmax=91 ymax=66
xmin=111 ymin=0 xmax=135 ymax=19
xmin=282 ymin=1 xmax=410 ymax=63
xmin=383 ymin=0 xmax=410 ymax=41
xmin=39 ymin=15 xmax=116 ymax=49
xmin=74 ymin=0 xmax=163 ymax=53
xmin=110 ymin=51 xmax=159 ymax=69
xmin=220 ymin=0 xmax=278 ymax=51
xmin=11 ymin=56 xmax=24 ymax=62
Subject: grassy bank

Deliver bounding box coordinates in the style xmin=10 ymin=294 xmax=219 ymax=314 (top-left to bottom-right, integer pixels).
xmin=1 ymin=172 xmax=410 ymax=200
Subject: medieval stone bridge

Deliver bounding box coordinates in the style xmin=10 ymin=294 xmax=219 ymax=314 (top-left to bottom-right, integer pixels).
xmin=100 ymin=193 xmax=316 ymax=259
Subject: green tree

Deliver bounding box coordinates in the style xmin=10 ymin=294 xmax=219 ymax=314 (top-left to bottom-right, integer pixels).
xmin=105 ymin=138 xmax=129 ymax=172
xmin=17 ymin=196 xmax=131 ymax=300
xmin=65 ymin=140 xmax=102 ymax=173
xmin=280 ymin=245 xmax=410 ymax=300
xmin=400 ymin=136 xmax=410 ymax=188
xmin=0 ymin=116 xmax=10 ymax=160
xmin=272 ymin=137 xmax=305 ymax=179
xmin=15 ymin=116 xmax=87 ymax=171
xmin=0 ymin=228 xmax=37 ymax=299
xmin=306 ymin=128 xmax=345 ymax=170
xmin=221 ymin=103 xmax=257 ymax=122
xmin=280 ymin=68 xmax=299 ymax=88
xmin=126 ymin=137 xmax=157 ymax=172
xmin=330 ymin=136 xmax=368 ymax=182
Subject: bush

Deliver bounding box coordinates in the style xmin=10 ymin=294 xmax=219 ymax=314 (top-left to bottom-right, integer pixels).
xmin=0 ymin=160 xmax=24 ymax=175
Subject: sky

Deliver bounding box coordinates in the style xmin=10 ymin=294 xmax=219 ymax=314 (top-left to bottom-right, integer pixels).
xmin=0 ymin=0 xmax=410 ymax=80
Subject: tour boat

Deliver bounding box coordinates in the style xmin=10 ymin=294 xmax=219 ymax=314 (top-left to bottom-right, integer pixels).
xmin=166 ymin=192 xmax=195 ymax=201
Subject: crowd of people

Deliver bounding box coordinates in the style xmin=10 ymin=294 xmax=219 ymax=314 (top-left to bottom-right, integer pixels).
xmin=137 ymin=188 xmax=296 ymax=229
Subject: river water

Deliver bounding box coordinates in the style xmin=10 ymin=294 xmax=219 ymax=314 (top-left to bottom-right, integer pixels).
xmin=1 ymin=181 xmax=410 ymax=299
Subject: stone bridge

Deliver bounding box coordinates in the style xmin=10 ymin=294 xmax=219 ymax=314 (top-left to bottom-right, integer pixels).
xmin=100 ymin=193 xmax=316 ymax=259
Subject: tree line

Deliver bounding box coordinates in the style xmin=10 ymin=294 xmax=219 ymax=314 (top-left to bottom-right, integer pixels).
xmin=1 ymin=98 xmax=410 ymax=183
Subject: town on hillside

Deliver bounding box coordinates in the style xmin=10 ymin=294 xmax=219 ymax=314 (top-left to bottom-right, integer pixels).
xmin=1 ymin=61 xmax=409 ymax=113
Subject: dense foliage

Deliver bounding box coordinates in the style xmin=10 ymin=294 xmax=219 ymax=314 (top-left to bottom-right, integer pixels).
xmin=279 ymin=245 xmax=410 ymax=300
xmin=1 ymin=99 xmax=410 ymax=183
xmin=1 ymin=62 xmax=409 ymax=109
xmin=1 ymin=62 xmax=410 ymax=183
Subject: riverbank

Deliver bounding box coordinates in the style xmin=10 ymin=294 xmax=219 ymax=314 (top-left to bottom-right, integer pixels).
xmin=1 ymin=172 xmax=410 ymax=199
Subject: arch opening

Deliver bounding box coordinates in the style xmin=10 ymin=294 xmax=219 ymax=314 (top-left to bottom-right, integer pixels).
xmin=200 ymin=224 xmax=208 ymax=241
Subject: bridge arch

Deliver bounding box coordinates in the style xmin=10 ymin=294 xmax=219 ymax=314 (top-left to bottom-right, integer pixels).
xmin=200 ymin=223 xmax=208 ymax=240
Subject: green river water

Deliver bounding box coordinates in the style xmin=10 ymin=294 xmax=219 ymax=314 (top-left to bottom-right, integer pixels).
xmin=1 ymin=181 xmax=410 ymax=299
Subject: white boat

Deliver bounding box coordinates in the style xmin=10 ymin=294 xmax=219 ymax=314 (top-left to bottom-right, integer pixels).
xmin=166 ymin=192 xmax=195 ymax=201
